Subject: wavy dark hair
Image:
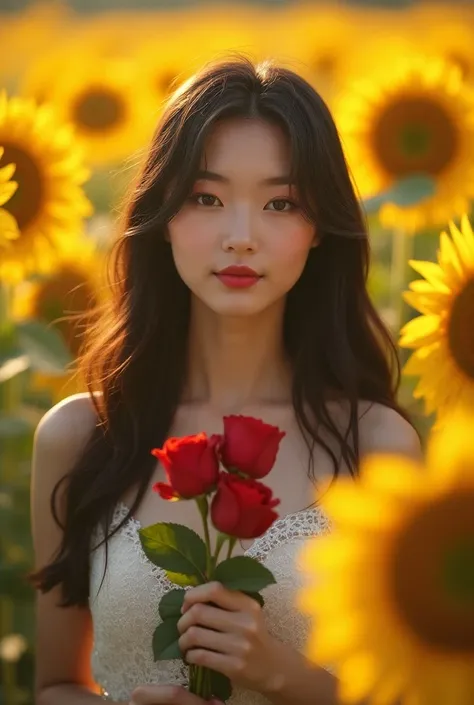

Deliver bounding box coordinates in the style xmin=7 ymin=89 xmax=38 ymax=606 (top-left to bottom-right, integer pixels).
xmin=32 ymin=55 xmax=409 ymax=607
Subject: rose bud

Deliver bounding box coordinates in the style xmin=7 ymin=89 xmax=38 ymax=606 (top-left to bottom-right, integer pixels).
xmin=152 ymin=433 xmax=221 ymax=500
xmin=220 ymin=415 xmax=286 ymax=479
xmin=211 ymin=473 xmax=280 ymax=539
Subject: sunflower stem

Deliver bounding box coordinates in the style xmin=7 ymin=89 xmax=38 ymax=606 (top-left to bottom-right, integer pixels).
xmin=390 ymin=227 xmax=414 ymax=337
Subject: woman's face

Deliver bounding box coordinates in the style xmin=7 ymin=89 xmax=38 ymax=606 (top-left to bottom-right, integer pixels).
xmin=167 ymin=117 xmax=317 ymax=317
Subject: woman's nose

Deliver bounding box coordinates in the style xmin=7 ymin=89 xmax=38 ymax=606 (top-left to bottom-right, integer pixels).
xmin=221 ymin=214 xmax=258 ymax=253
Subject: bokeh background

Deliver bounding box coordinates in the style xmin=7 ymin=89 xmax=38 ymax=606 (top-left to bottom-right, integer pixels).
xmin=1 ymin=0 xmax=474 ymax=702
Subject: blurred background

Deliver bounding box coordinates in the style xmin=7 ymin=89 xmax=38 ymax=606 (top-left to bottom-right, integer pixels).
xmin=1 ymin=0 xmax=474 ymax=702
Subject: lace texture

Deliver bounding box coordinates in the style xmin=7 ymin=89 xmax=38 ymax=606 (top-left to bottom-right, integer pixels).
xmin=90 ymin=503 xmax=332 ymax=704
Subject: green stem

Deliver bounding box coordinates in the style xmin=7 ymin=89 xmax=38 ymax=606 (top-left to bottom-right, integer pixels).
xmin=196 ymin=496 xmax=212 ymax=579
xmin=226 ymin=537 xmax=237 ymax=560
xmin=390 ymin=227 xmax=414 ymax=336
xmin=211 ymin=533 xmax=228 ymax=573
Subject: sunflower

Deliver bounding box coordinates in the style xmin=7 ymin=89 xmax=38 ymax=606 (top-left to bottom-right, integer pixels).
xmin=263 ymin=4 xmax=356 ymax=103
xmin=335 ymin=56 xmax=474 ymax=232
xmin=298 ymin=411 xmax=474 ymax=705
xmin=399 ymin=214 xmax=474 ymax=420
xmin=411 ymin=3 xmax=474 ymax=83
xmin=11 ymin=236 xmax=107 ymax=403
xmin=0 ymin=92 xmax=92 ymax=283
xmin=0 ymin=1 xmax=71 ymax=83
xmin=0 ymin=146 xmax=19 ymax=249
xmin=43 ymin=58 xmax=158 ymax=165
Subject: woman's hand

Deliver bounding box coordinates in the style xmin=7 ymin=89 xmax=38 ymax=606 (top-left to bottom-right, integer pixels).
xmin=177 ymin=582 xmax=284 ymax=696
xmin=129 ymin=684 xmax=223 ymax=704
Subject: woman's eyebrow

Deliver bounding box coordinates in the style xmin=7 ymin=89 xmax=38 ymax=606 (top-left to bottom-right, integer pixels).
xmin=194 ymin=169 xmax=294 ymax=185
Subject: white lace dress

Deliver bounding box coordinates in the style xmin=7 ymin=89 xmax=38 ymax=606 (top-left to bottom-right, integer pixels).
xmin=89 ymin=503 xmax=331 ymax=704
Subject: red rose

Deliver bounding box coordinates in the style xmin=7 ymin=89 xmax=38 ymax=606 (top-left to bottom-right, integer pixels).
xmin=152 ymin=433 xmax=221 ymax=500
xmin=210 ymin=473 xmax=280 ymax=539
xmin=220 ymin=415 xmax=285 ymax=479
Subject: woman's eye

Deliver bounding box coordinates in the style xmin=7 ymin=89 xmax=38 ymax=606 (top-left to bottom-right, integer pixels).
xmin=191 ymin=193 xmax=221 ymax=207
xmin=266 ymin=199 xmax=297 ymax=212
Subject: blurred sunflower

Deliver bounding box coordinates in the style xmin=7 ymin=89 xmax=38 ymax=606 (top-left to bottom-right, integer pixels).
xmin=0 ymin=1 xmax=71 ymax=82
xmin=411 ymin=4 xmax=474 ymax=83
xmin=44 ymin=59 xmax=157 ymax=165
xmin=299 ymin=411 xmax=474 ymax=705
xmin=265 ymin=4 xmax=355 ymax=103
xmin=0 ymin=92 xmax=92 ymax=283
xmin=0 ymin=146 xmax=19 ymax=249
xmin=12 ymin=237 xmax=107 ymax=403
xmin=400 ymin=214 xmax=474 ymax=419
xmin=336 ymin=56 xmax=474 ymax=232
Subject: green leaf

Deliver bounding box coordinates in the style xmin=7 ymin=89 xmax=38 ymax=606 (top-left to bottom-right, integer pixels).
xmin=139 ymin=523 xmax=207 ymax=584
xmin=362 ymin=174 xmax=436 ymax=213
xmin=158 ymin=589 xmax=187 ymax=621
xmin=210 ymin=670 xmax=233 ymax=701
xmin=164 ymin=570 xmax=201 ymax=587
xmin=244 ymin=591 xmax=265 ymax=608
xmin=214 ymin=556 xmax=276 ymax=593
xmin=152 ymin=618 xmax=182 ymax=661
xmin=15 ymin=320 xmax=73 ymax=373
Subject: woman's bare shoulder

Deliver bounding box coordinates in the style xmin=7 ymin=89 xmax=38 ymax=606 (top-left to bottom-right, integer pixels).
xmin=358 ymin=401 xmax=423 ymax=461
xmin=34 ymin=392 xmax=101 ymax=457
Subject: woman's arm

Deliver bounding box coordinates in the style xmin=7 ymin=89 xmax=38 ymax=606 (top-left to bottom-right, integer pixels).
xmin=358 ymin=402 xmax=423 ymax=461
xmin=31 ymin=394 xmax=104 ymax=704
xmin=261 ymin=640 xmax=339 ymax=705
xmin=32 ymin=396 xmax=218 ymax=705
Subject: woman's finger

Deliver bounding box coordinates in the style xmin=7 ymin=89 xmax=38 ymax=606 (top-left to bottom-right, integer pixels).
xmin=185 ymin=648 xmax=238 ymax=680
xmin=129 ymin=684 xmax=223 ymax=704
xmin=179 ymin=624 xmax=237 ymax=656
xmin=177 ymin=602 xmax=242 ymax=635
xmin=182 ymin=581 xmax=259 ymax=614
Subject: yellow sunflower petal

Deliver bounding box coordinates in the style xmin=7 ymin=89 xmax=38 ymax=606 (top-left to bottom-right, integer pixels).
xmin=337 ymin=651 xmax=380 ymax=703
xmin=438 ymin=231 xmax=465 ymax=286
xmin=0 ymin=161 xmax=16 ymax=183
xmin=403 ymin=290 xmax=449 ymax=316
xmin=0 ymin=179 xmax=18 ymax=207
xmin=408 ymin=260 xmax=450 ymax=289
xmin=360 ymin=454 xmax=424 ymax=498
xmin=321 ymin=480 xmax=403 ymax=529
xmin=449 ymin=221 xmax=474 ymax=269
xmin=0 ymin=208 xmax=19 ymax=244
xmin=428 ymin=410 xmax=474 ymax=485
xmin=399 ymin=314 xmax=441 ymax=347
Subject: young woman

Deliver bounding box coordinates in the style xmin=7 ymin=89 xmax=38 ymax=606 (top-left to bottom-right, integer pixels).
xmin=31 ymin=56 xmax=421 ymax=705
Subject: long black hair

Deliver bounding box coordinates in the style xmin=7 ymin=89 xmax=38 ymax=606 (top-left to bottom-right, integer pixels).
xmin=31 ymin=54 xmax=409 ymax=607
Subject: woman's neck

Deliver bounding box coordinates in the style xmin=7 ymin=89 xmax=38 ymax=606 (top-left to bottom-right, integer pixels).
xmin=183 ymin=298 xmax=292 ymax=415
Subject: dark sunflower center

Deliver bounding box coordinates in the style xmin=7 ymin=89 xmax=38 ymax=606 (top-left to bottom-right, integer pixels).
xmin=0 ymin=143 xmax=44 ymax=231
xmin=73 ymin=90 xmax=125 ymax=131
xmin=443 ymin=540 xmax=474 ymax=603
xmin=391 ymin=491 xmax=474 ymax=652
xmin=447 ymin=277 xmax=474 ymax=380
xmin=372 ymin=96 xmax=458 ymax=178
xmin=34 ymin=267 xmax=97 ymax=356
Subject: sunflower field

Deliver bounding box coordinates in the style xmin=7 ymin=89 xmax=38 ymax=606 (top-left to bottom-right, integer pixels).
xmin=1 ymin=1 xmax=474 ymax=704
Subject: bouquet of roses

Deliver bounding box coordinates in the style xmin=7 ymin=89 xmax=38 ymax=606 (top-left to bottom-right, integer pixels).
xmin=138 ymin=415 xmax=285 ymax=702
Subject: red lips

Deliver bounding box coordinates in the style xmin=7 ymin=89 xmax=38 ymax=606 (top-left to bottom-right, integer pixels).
xmin=215 ymin=265 xmax=262 ymax=289
xmin=216 ymin=265 xmax=260 ymax=277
